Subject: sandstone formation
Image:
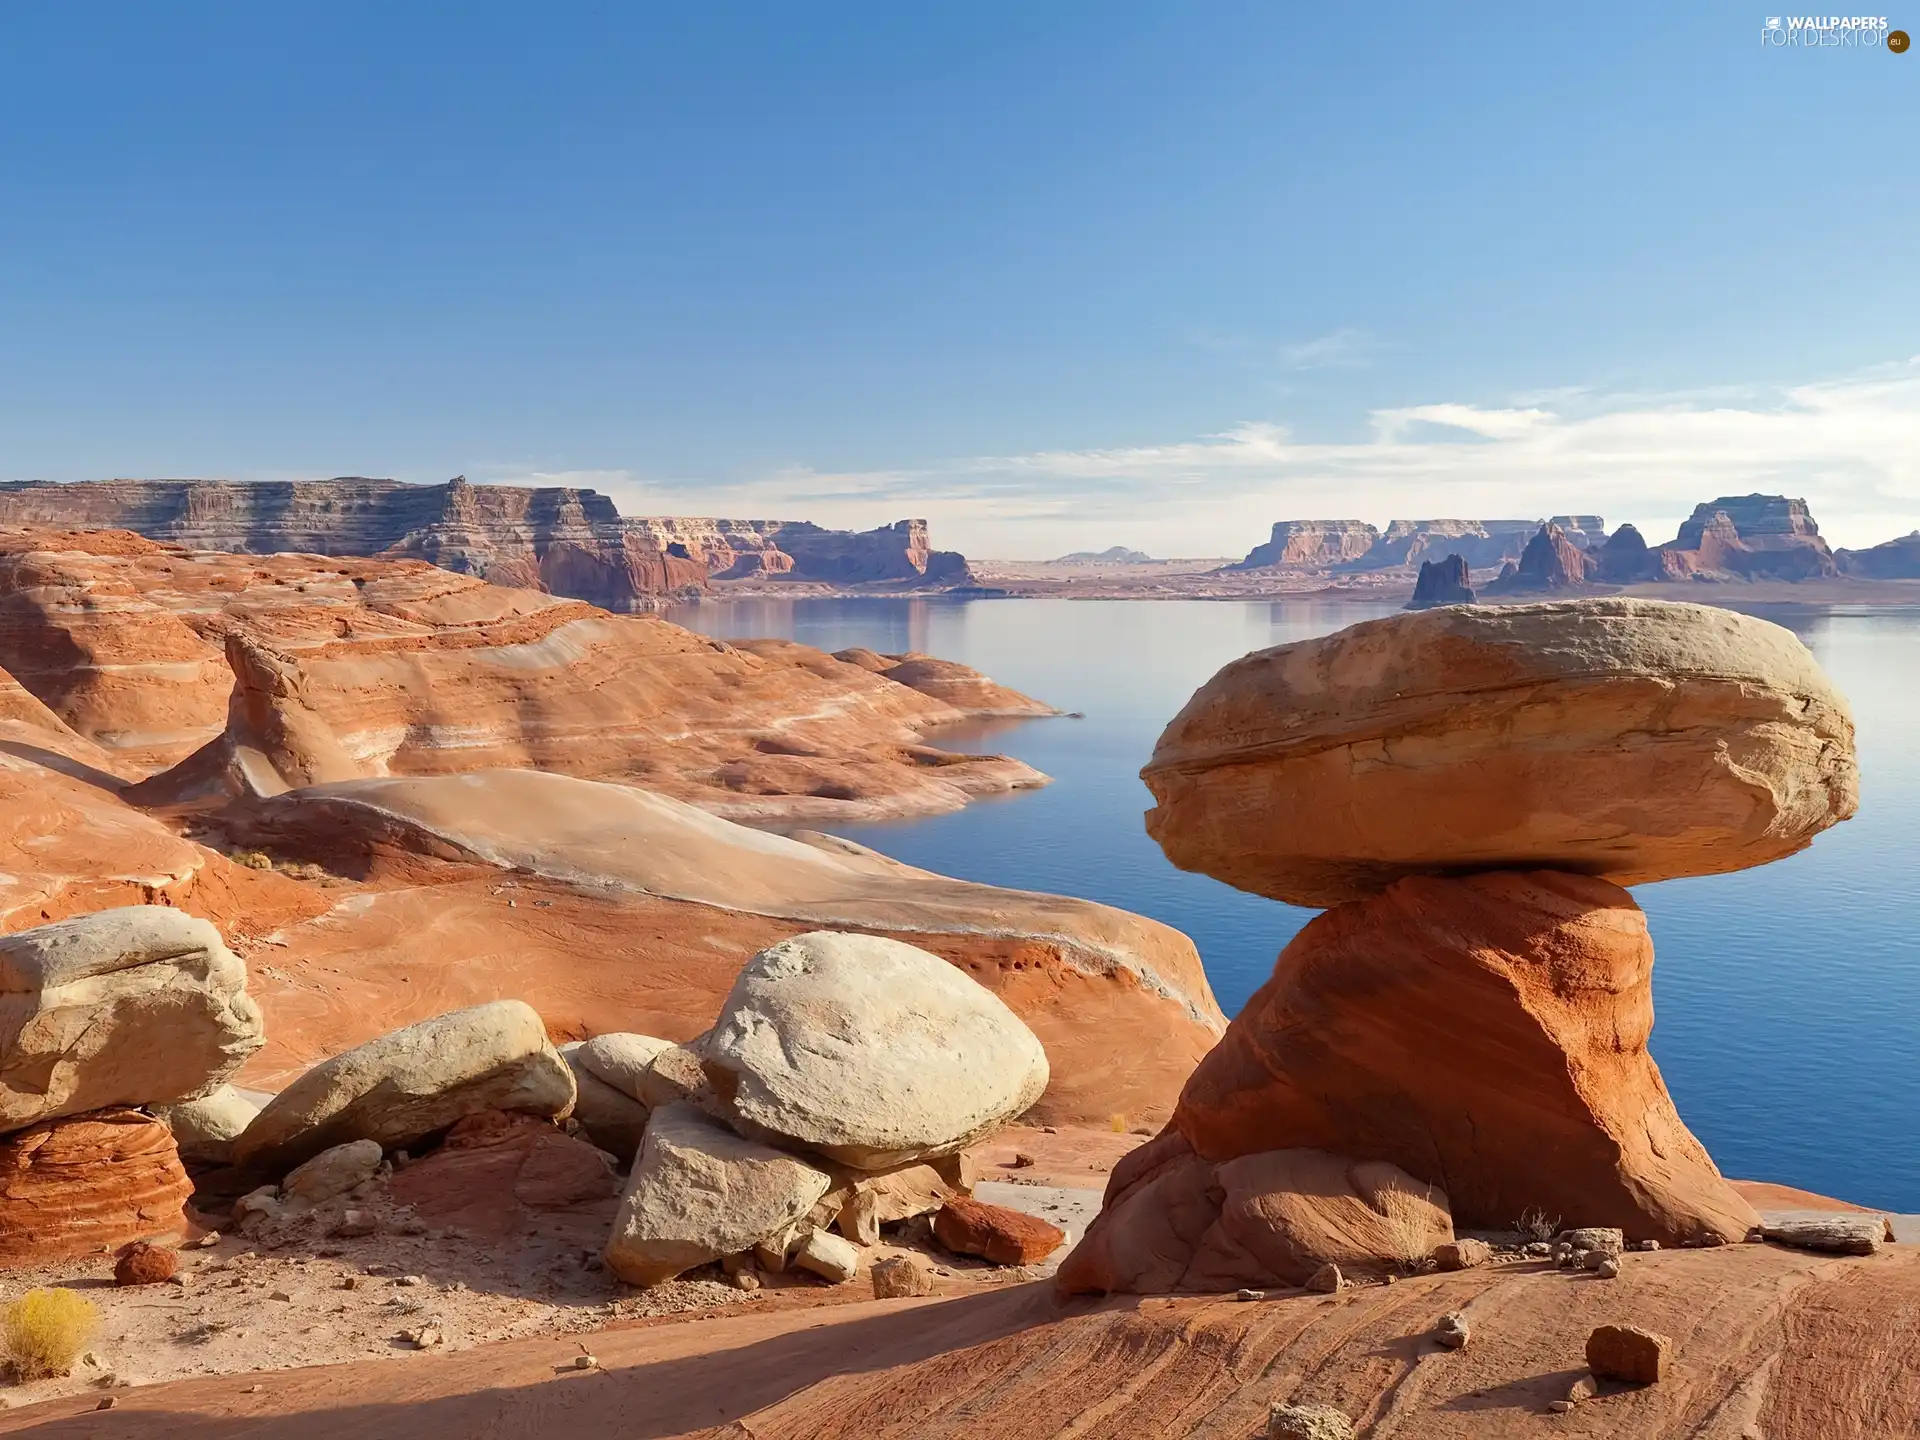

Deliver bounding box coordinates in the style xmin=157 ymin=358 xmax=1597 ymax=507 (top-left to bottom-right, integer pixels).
xmin=232 ymin=1000 xmax=576 ymax=1175
xmin=125 ymin=632 xmax=373 ymax=807
xmin=1836 ymin=529 xmax=1920 ymax=578
xmin=574 ymin=1033 xmax=676 ymax=1098
xmin=0 ymin=906 xmax=263 ymax=1132
xmin=702 ymin=932 xmax=1051 ymax=1169
xmin=1142 ymin=599 xmax=1857 ymax=907
xmin=1067 ymin=873 xmax=1758 ymax=1277
xmin=1059 ymin=1143 xmax=1454 ymax=1292
xmin=0 ymin=1108 xmax=192 ymax=1265
xmin=1657 ymin=494 xmax=1837 ymax=581
xmin=1049 ymin=546 xmax=1158 ymax=565
xmin=603 ymin=1102 xmax=832 ymax=1287
xmin=0 ymin=478 xmax=978 ymax=604
xmin=1587 ymin=1323 xmax=1672 ymax=1385
xmin=0 ymin=526 xmax=1048 ymax=816
xmin=1592 ymin=521 xmax=1659 ymax=582
xmin=1403 ymin=554 xmax=1475 ymax=609
xmin=385 ymin=1109 xmax=621 ymax=1238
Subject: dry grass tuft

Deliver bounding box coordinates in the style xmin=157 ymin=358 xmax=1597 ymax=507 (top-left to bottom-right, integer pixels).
xmin=1373 ymin=1177 xmax=1442 ymax=1266
xmin=3 ymin=1287 xmax=99 ymax=1380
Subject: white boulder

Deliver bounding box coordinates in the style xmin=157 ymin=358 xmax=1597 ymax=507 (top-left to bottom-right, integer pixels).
xmin=153 ymin=1084 xmax=269 ymax=1165
xmin=604 ymin=1102 xmax=831 ymax=1287
xmin=1 ymin=907 xmax=263 ymax=1134
xmin=704 ymin=932 xmax=1048 ymax=1169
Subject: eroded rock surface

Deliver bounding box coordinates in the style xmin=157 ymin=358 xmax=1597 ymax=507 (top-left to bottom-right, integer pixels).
xmin=0 ymin=1107 xmax=192 ymax=1265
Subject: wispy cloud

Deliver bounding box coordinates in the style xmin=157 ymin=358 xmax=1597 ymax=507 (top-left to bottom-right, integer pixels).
xmin=495 ymin=359 xmax=1920 ymax=559
xmin=1277 ymin=327 xmax=1383 ymax=371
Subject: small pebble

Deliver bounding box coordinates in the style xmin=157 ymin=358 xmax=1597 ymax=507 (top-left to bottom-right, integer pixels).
xmin=573 ymin=1354 xmax=598 ymax=1370
xmin=96 ymin=1398 xmax=116 ymax=1412
xmin=1596 ymin=1258 xmax=1620 ymax=1279
xmin=1638 ymin=1239 xmax=1660 ymax=1252
xmin=1235 ymin=1287 xmax=1267 ymax=1302
xmin=1548 ymin=1400 xmax=1573 ymax=1414
xmin=196 ymin=1232 xmax=222 ymax=1248
xmin=269 ymin=1290 xmax=293 ymax=1302
xmin=393 ymin=1274 xmax=424 ymax=1287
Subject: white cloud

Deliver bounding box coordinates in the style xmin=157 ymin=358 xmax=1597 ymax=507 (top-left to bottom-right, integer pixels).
xmin=493 ymin=359 xmax=1920 ymax=559
xmin=1278 ymin=327 xmax=1383 ymax=371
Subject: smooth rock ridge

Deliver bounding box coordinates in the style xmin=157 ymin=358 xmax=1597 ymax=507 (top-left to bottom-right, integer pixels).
xmin=703 ymin=931 xmax=1050 ymax=1169
xmin=1143 ymin=598 xmax=1857 ymax=908
xmin=1 ymin=906 xmax=263 ymax=1133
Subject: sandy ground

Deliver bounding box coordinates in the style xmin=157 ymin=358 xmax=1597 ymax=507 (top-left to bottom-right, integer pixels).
xmin=0 ymin=1129 xmax=1113 ymax=1414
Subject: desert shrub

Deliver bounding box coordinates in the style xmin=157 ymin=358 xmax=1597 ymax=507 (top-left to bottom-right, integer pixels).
xmin=1517 ymin=1207 xmax=1561 ymax=1244
xmin=3 ymin=1287 xmax=99 ymax=1380
xmin=231 ymin=849 xmax=274 ymax=871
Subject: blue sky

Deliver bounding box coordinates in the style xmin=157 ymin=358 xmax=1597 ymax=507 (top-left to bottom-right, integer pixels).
xmin=2 ymin=2 xmax=1916 ymax=555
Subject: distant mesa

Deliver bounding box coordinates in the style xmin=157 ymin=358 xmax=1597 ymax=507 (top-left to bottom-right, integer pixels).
xmin=0 ymin=476 xmax=977 ymax=610
xmin=1225 ymin=516 xmax=1603 ymax=574
xmin=1231 ymin=494 xmax=1908 ymax=591
xmin=1836 ymin=529 xmax=1920 ymax=579
xmin=1049 ymin=546 xmax=1161 ymax=565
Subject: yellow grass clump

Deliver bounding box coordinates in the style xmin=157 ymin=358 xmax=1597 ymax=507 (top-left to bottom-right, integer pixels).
xmin=3 ymin=1287 xmax=99 ymax=1380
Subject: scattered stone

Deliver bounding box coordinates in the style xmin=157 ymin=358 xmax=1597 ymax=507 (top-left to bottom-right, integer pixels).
xmin=933 ymin=1196 xmax=1065 ymax=1266
xmin=400 ymin=1325 xmax=444 ymax=1349
xmin=393 ymin=1274 xmax=424 ymax=1287
xmin=96 ymin=1398 xmax=116 ymax=1412
xmin=330 ymin=1209 xmax=379 ymax=1238
xmin=703 ymin=932 xmax=1050 ymax=1169
xmin=604 ymin=1103 xmax=831 ymax=1287
xmin=1566 ymin=1375 xmax=1598 ymax=1404
xmin=1305 ymin=1263 xmax=1344 ymax=1294
xmin=282 ymin=1138 xmax=385 ymax=1206
xmin=268 ymin=1290 xmax=292 ymax=1303
xmin=1586 ymin=1323 xmax=1671 ymax=1385
xmin=1523 ymin=1242 xmax=1551 ymax=1258
xmin=1010 ymin=1152 xmax=1036 ymax=1169
xmin=871 ymin=1254 xmax=936 ymax=1299
xmin=1266 ymin=1401 xmax=1355 ymax=1439
xmin=792 ymin=1228 xmax=860 ymax=1284
xmin=1236 ymin=1288 xmax=1268 ymax=1302
xmin=838 ymin=1189 xmax=883 ymax=1247
xmin=1580 ymin=1249 xmax=1615 ymax=1271
xmin=114 ymin=1241 xmax=179 ymax=1286
xmin=1562 ymin=1228 xmax=1625 ymax=1255
xmin=1433 ymin=1239 xmax=1492 ymax=1271
xmin=572 ymin=1353 xmax=598 ymax=1371
xmin=1596 ymin=1258 xmax=1621 ymax=1279
xmin=196 ymin=1232 xmax=222 ymax=1248
xmin=731 ymin=1269 xmax=761 ymax=1292
xmin=1761 ymin=1214 xmax=1886 ymax=1255
xmin=1433 ymin=1312 xmax=1470 ymax=1349
xmin=1638 ymin=1239 xmax=1661 ymax=1251
xmin=1547 ymin=1400 xmax=1573 ymax=1414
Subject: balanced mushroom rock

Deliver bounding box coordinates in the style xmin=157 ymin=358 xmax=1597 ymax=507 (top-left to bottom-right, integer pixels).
xmin=232 ymin=999 xmax=575 ymax=1175
xmin=1066 ymin=600 xmax=1853 ymax=1293
xmin=1142 ymin=599 xmax=1856 ymax=908
xmin=702 ymin=931 xmax=1049 ymax=1169
xmin=1 ymin=906 xmax=264 ymax=1133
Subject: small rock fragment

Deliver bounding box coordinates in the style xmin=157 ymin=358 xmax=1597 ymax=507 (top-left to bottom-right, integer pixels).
xmin=792 ymin=1228 xmax=860 ymax=1284
xmin=330 ymin=1209 xmax=378 ymax=1239
xmin=196 ymin=1232 xmax=222 ymax=1248
xmin=114 ymin=1241 xmax=178 ymax=1287
xmin=1305 ymin=1263 xmax=1344 ymax=1294
xmin=1433 ymin=1311 xmax=1470 ymax=1349
xmin=871 ymin=1254 xmax=936 ymax=1299
xmin=400 ymin=1324 xmax=444 ymax=1349
xmin=1547 ymin=1400 xmax=1573 ymax=1414
xmin=1595 ymin=1258 xmax=1621 ymax=1279
xmin=1266 ymin=1401 xmax=1355 ymax=1439
xmin=573 ymin=1353 xmax=598 ymax=1370
xmin=268 ymin=1290 xmax=293 ymax=1303
xmin=1236 ymin=1287 xmax=1268 ymax=1302
xmin=1586 ymin=1323 xmax=1671 ymax=1385
xmin=1637 ymin=1239 xmax=1660 ymax=1252
xmin=1561 ymin=1227 xmax=1624 ymax=1255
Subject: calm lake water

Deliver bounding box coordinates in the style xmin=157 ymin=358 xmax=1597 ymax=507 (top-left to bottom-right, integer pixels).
xmin=668 ymin=597 xmax=1920 ymax=1211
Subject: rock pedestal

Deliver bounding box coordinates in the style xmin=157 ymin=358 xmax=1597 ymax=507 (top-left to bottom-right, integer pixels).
xmin=0 ymin=1108 xmax=192 ymax=1265
xmin=1066 ymin=599 xmax=1852 ymax=1293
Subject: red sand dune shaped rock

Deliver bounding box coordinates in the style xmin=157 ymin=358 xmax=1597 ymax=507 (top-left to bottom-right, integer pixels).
xmin=1142 ymin=598 xmax=1857 ymax=908
xmin=0 ymin=1108 xmax=192 ymax=1265
xmin=1060 ymin=871 xmax=1758 ymax=1295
